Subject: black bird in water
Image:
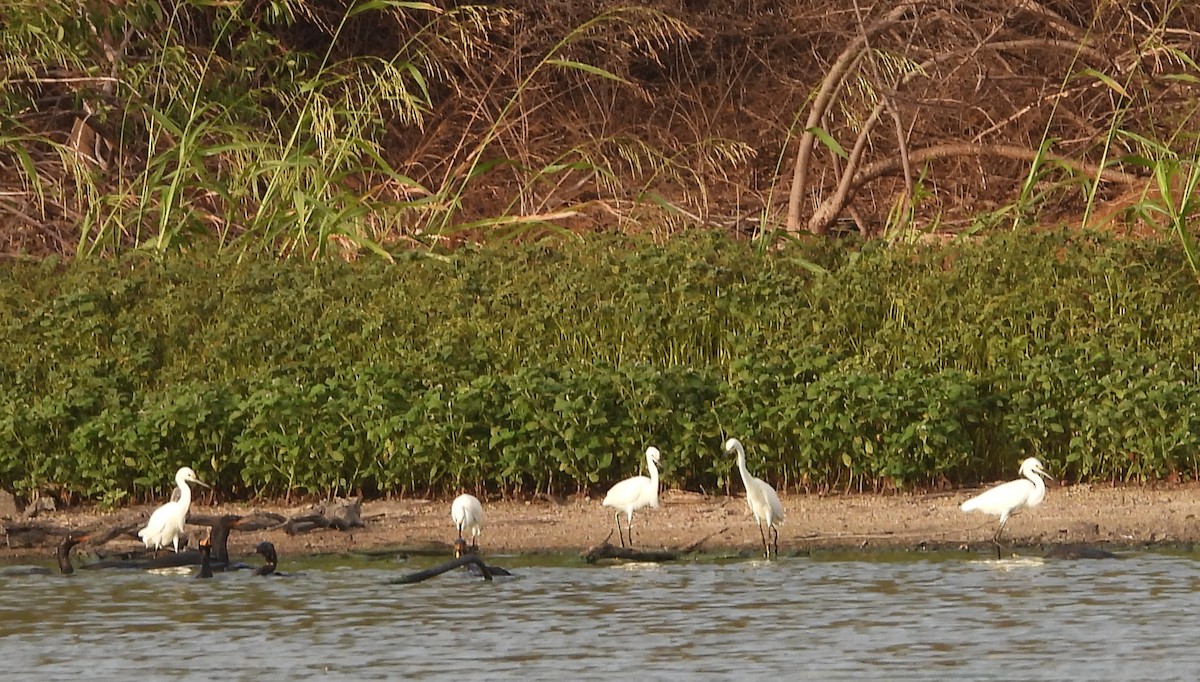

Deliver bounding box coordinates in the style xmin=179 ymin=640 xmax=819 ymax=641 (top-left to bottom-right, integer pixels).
xmin=57 ymin=532 xmax=91 ymax=575
xmin=0 ymin=532 xmax=91 ymax=576
xmin=252 ymin=541 xmax=281 ymax=576
xmin=195 ymin=535 xmax=215 ymax=579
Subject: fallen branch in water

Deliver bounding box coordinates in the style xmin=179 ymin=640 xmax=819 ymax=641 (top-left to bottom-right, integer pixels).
xmin=391 ymin=555 xmax=493 ymax=584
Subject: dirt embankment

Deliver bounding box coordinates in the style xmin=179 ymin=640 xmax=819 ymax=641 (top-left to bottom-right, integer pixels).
xmin=5 ymin=482 xmax=1200 ymax=562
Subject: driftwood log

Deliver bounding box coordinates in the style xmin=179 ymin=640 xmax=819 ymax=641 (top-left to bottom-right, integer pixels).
xmin=582 ymin=542 xmax=678 ymax=564
xmin=283 ymin=497 xmax=364 ymax=534
xmin=391 ymin=555 xmax=494 ymax=584
xmin=3 ymin=498 xmax=360 ymax=552
xmin=2 ymin=521 xmax=65 ymax=548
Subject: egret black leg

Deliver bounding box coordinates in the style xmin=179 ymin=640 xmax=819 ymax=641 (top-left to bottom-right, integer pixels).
xmin=628 ymin=517 xmax=635 ymax=548
xmin=614 ymin=512 xmax=626 ymax=548
xmin=759 ymin=523 xmax=770 ymax=559
xmin=770 ymin=526 xmax=779 ymax=558
xmin=992 ymin=518 xmax=1010 ymax=559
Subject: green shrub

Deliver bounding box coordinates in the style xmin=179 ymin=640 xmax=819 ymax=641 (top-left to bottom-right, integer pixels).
xmin=1 ymin=231 xmax=1199 ymax=504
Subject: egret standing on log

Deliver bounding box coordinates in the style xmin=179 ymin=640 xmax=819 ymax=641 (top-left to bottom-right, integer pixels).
xmin=725 ymin=438 xmax=784 ymax=559
xmin=960 ymin=457 xmax=1053 ymax=558
xmin=451 ymin=494 xmax=484 ymax=550
xmin=138 ymin=466 xmax=209 ymax=553
xmin=602 ymin=446 xmax=661 ymax=548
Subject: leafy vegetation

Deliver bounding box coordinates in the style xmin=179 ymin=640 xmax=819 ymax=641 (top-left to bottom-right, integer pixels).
xmin=4 ymin=1 xmax=1200 ymax=257
xmin=1 ymin=232 xmax=1199 ymax=504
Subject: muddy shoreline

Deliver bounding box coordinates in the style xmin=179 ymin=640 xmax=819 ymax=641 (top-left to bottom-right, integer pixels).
xmin=4 ymin=482 xmax=1199 ymax=563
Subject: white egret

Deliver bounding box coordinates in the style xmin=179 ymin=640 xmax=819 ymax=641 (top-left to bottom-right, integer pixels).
xmin=137 ymin=466 xmax=209 ymax=553
xmin=725 ymin=438 xmax=785 ymax=558
xmin=451 ymin=494 xmax=484 ymax=549
xmin=602 ymin=446 xmax=661 ymax=548
xmin=960 ymin=457 xmax=1053 ymax=557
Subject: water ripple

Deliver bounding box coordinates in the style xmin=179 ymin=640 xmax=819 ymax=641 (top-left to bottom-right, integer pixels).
xmin=2 ymin=552 xmax=1200 ymax=680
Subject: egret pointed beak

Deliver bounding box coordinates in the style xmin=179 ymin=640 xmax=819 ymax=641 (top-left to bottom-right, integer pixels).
xmin=1037 ymin=469 xmax=1055 ymax=482
xmin=192 ymin=478 xmax=211 ymax=488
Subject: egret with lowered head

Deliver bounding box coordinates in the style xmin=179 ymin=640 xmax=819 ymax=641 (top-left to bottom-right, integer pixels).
xmin=451 ymin=494 xmax=484 ymax=550
xmin=138 ymin=466 xmax=209 ymax=553
xmin=725 ymin=438 xmax=784 ymax=559
xmin=960 ymin=457 xmax=1053 ymax=558
xmin=602 ymin=446 xmax=661 ymax=548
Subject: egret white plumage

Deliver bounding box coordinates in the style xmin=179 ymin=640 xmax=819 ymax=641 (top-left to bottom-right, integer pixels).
xmin=602 ymin=446 xmax=661 ymax=548
xmin=137 ymin=466 xmax=209 ymax=553
xmin=451 ymin=494 xmax=484 ymax=549
xmin=725 ymin=438 xmax=785 ymax=558
xmin=960 ymin=457 xmax=1053 ymax=556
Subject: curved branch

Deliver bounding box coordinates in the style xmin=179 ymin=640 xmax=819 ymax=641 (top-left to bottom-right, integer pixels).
xmin=806 ymin=142 xmax=1142 ymax=230
xmin=804 ymin=37 xmax=1118 ymax=234
xmin=852 ymin=143 xmax=1141 ymax=190
xmin=1012 ymin=0 xmax=1084 ymax=40
xmin=390 ymin=554 xmax=494 ymax=583
xmin=785 ymin=2 xmax=919 ymax=233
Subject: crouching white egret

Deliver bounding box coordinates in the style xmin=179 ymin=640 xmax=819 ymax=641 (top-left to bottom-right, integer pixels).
xmin=725 ymin=438 xmax=785 ymax=559
xmin=138 ymin=466 xmax=209 ymax=553
xmin=451 ymin=494 xmax=484 ymax=549
xmin=602 ymin=446 xmax=661 ymax=548
xmin=960 ymin=457 xmax=1053 ymax=557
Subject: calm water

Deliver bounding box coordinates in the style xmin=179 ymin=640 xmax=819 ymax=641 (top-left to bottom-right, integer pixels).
xmin=3 ymin=549 xmax=1200 ymax=680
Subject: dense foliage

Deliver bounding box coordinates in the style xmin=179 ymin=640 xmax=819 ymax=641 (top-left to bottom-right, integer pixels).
xmin=2 ymin=231 xmax=1199 ymax=504
xmin=3 ymin=1 xmax=1198 ymax=257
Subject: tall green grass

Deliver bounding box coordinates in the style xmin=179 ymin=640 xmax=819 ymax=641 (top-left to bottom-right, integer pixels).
xmin=1 ymin=0 xmax=740 ymax=257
